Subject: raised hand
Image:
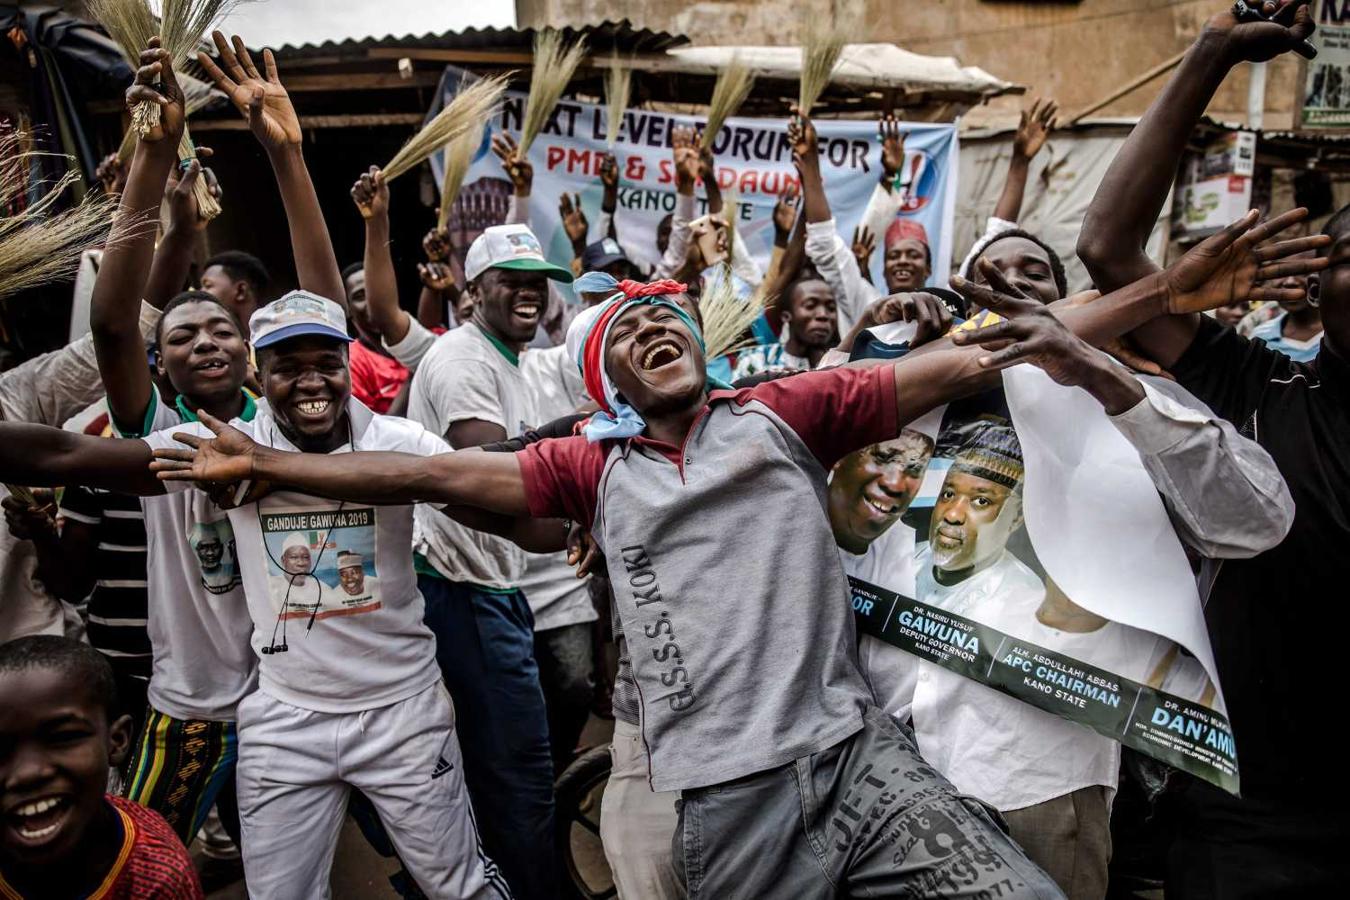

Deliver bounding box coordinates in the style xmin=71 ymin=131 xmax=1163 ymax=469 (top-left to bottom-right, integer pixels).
xmin=491 ymin=132 xmax=533 ymax=196
xmin=164 ymin=152 xmax=219 ymax=234
xmin=1013 ymin=97 xmax=1058 ymax=160
xmin=351 ymin=166 xmax=389 ymax=221
xmin=149 ymin=411 xmax=267 ymax=507
xmin=126 ymin=39 xmax=186 ymax=146
xmin=671 ymin=125 xmax=699 ymax=193
xmin=423 ymin=226 xmax=452 ymax=262
xmin=1208 ymin=0 xmax=1317 ymax=64
xmin=1163 ymin=207 xmax=1330 ymax=314
xmin=787 ymin=106 xmax=819 ymax=169
xmin=198 ymin=32 xmax=301 ymax=151
xmin=879 ymin=114 xmax=905 ymax=181
xmin=852 ymin=226 xmax=876 ymax=276
xmin=599 ymin=152 xmax=619 ymax=190
xmin=559 ymin=192 xmax=588 ymax=245
xmin=418 ymin=261 xmax=456 ymax=293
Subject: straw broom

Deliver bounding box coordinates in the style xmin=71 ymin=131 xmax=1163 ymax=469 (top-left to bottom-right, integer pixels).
xmin=700 ymin=263 xmax=763 ymax=360
xmin=604 ymin=52 xmax=632 ymax=148
xmin=384 ymin=74 xmax=509 ymax=183
xmin=798 ymin=18 xmax=847 ymax=114
xmin=127 ymin=1 xmax=240 ymax=138
xmin=519 ymin=29 xmax=587 ymax=155
xmin=699 ymin=55 xmax=753 ymax=152
xmin=0 ymin=134 xmax=150 ymax=302
xmin=436 ymin=125 xmax=483 ymax=231
xmin=90 ymin=0 xmax=221 ymax=219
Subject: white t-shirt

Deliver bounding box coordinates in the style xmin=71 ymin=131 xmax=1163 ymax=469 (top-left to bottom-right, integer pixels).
xmin=406 ymin=323 xmax=538 ymax=589
xmin=128 ymin=392 xmax=259 ymax=721
xmin=517 ymin=345 xmax=597 ymax=632
xmin=842 ymin=521 xmax=921 ymax=724
xmin=898 ymin=546 xmax=1159 ymax=811
xmin=145 ymin=398 xmax=446 ymax=714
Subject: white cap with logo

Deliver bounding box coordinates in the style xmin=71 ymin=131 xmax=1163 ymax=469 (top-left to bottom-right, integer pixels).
xmin=464 ymin=224 xmax=574 ymax=284
xmin=249 ymin=290 xmax=355 ymax=350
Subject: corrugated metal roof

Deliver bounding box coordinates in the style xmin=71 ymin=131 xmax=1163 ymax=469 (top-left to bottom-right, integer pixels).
xmin=268 ymin=19 xmax=689 ymax=61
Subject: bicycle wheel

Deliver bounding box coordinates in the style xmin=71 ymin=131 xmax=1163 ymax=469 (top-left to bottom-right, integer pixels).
xmin=554 ymin=745 xmax=616 ymax=900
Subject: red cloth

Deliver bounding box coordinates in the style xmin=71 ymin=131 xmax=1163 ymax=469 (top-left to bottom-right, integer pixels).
xmin=884 ymin=217 xmax=930 ymax=251
xmin=517 ymin=364 xmax=897 ymax=527
xmin=348 ymin=341 xmax=410 ymax=415
xmin=0 ymin=796 xmax=204 ymax=899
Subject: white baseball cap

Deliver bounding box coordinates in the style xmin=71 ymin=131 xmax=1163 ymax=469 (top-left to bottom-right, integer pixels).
xmin=464 ymin=224 xmax=574 ymax=284
xmin=249 ymin=290 xmax=354 ymax=350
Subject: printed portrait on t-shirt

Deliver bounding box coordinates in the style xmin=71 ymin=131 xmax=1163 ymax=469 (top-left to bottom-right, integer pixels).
xmin=259 ymin=506 xmax=382 ymax=621
xmin=189 ymin=518 xmax=240 ymax=596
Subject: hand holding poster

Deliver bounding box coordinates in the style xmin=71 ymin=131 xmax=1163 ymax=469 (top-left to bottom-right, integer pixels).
xmin=837 ymin=366 xmax=1238 ymax=796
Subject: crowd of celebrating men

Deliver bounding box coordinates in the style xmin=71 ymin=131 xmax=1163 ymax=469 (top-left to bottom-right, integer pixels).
xmin=0 ymin=1 xmax=1345 ymax=898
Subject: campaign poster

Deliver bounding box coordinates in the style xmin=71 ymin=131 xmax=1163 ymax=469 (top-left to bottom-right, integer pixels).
xmin=259 ymin=507 xmax=382 ymax=621
xmin=428 ymin=73 xmax=958 ymax=292
xmin=1302 ymin=0 xmax=1350 ymax=128
xmin=833 ymin=359 xmax=1239 ymax=794
xmin=189 ymin=514 xmax=240 ymax=596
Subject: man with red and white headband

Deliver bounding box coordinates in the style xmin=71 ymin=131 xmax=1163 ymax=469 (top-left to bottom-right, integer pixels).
xmin=141 ymin=203 xmax=1324 ymax=896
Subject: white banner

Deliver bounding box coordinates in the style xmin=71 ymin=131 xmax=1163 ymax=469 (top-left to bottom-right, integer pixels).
xmin=430 ymin=76 xmax=958 ymax=295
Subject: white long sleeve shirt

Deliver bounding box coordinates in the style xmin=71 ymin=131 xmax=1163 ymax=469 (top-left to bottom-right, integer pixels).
xmin=857 ymin=377 xmax=1294 ymax=812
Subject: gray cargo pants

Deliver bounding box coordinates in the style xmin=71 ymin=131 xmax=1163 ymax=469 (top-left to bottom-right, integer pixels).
xmin=672 ymin=708 xmax=1065 ymax=899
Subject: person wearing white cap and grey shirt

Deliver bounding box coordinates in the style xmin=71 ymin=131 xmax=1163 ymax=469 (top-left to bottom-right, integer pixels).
xmin=0 ymin=291 xmax=509 ymax=898
xmin=384 ymin=223 xmax=574 ymax=900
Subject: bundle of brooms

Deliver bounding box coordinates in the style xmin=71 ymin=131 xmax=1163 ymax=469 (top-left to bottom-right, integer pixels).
xmin=89 ymin=0 xmax=225 ymax=219
xmin=519 ymin=29 xmax=588 ymax=155
xmin=0 ymin=133 xmax=143 ymax=304
xmin=699 ymin=55 xmax=753 ymax=152
xmin=798 ymin=18 xmax=848 ymax=114
xmin=380 ymin=75 xmax=507 ymax=234
xmin=701 ymin=263 xmax=766 ymax=361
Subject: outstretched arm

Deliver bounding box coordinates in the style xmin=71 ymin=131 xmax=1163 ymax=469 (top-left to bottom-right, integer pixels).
xmin=199 ymin=32 xmax=345 ymax=308
xmin=0 ymin=424 xmax=162 ymax=495
xmin=151 ymin=411 xmax=530 ymax=514
xmin=92 ymin=42 xmax=184 ymax=433
xmin=1076 ymin=2 xmax=1315 ymax=364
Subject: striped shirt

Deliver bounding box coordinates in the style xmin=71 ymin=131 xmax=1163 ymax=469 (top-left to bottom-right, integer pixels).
xmin=58 ymin=486 xmax=152 ymax=677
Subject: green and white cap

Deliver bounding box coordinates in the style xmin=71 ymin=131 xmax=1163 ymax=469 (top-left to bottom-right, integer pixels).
xmin=465 ymin=224 xmax=574 ymax=284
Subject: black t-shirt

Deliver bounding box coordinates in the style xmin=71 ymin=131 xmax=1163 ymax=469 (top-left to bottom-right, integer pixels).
xmin=1171 ymin=316 xmax=1350 ymax=804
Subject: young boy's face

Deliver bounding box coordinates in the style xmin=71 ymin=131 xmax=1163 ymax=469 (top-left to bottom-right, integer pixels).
xmin=0 ymin=667 xmax=130 ymax=868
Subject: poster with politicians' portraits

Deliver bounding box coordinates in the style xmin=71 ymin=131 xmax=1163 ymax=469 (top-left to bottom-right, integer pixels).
xmin=835 ymin=332 xmax=1239 ymax=794
xmin=428 ymin=73 xmax=958 ymax=293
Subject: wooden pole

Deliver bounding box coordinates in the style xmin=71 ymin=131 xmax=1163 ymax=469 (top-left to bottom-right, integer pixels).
xmin=1065 ymin=49 xmax=1187 ymax=126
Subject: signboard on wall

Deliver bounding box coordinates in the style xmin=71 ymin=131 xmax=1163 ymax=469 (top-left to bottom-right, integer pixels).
xmin=1300 ymin=0 xmax=1350 ymax=129
xmin=1170 ymin=131 xmax=1256 ymax=240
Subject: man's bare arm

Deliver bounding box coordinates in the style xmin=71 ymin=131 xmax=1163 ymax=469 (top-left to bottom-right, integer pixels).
xmin=199 ymin=32 xmax=345 ymax=308
xmin=0 ymin=424 xmax=163 ymax=495
xmin=151 ymin=411 xmax=531 ymax=514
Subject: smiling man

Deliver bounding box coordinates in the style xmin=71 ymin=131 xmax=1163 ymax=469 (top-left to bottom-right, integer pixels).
xmin=401 ymin=222 xmax=573 ymax=900
xmin=829 ymin=429 xmax=935 ymax=557
xmin=0 ymin=636 xmax=202 ymax=899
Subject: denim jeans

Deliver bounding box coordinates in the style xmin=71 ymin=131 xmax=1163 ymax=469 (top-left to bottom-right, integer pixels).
xmin=421 ymin=575 xmax=556 ymax=900
xmin=673 ymin=708 xmax=1063 ymax=900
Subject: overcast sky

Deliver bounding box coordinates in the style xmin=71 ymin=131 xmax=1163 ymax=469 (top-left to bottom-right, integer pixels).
xmin=216 ymin=0 xmax=516 ymax=48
